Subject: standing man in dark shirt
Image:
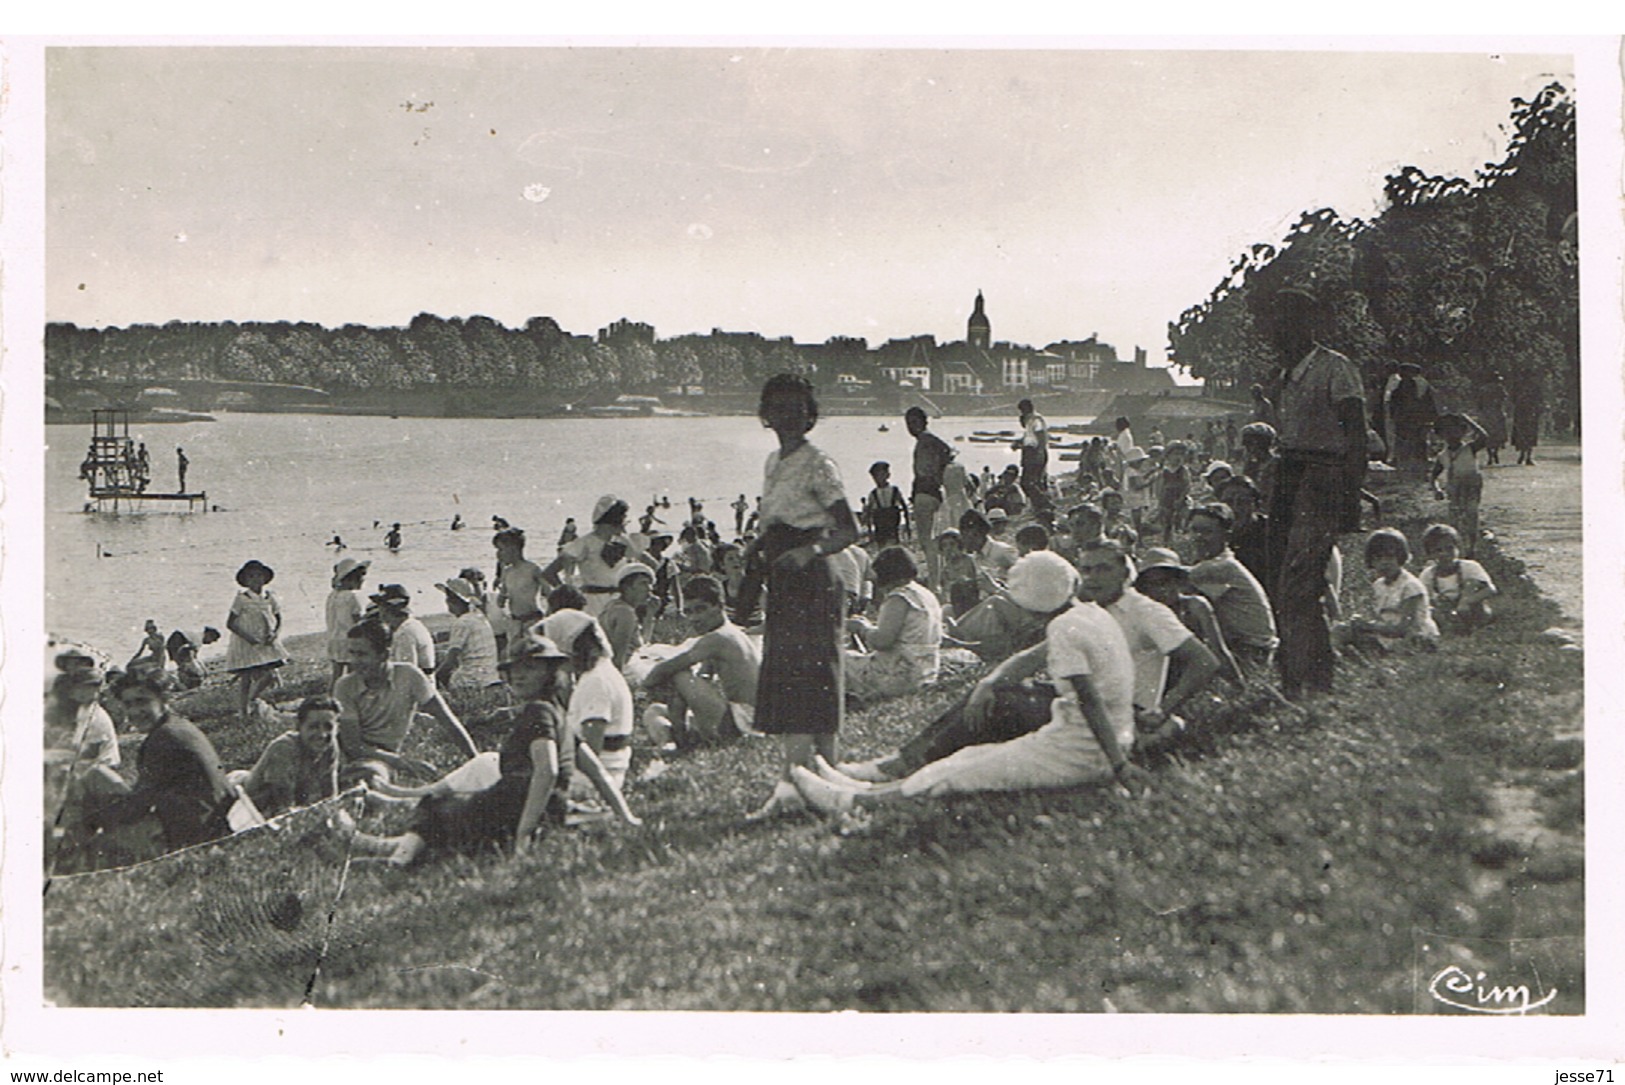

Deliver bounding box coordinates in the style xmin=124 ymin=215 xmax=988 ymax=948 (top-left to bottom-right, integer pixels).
xmin=1259 ymin=286 xmax=1367 ymax=700
xmin=905 ymin=406 xmax=955 ymax=590
xmin=176 ymin=446 xmax=189 ymax=492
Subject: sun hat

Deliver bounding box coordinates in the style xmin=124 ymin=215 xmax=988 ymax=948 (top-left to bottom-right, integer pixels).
xmin=592 ymin=495 xmax=629 ymax=525
xmin=435 ymin=577 xmax=482 ymax=607
xmin=543 ymin=609 xmax=606 ymax=655
xmin=985 ymin=508 xmax=1010 ymax=524
xmin=1005 ymin=551 xmax=1079 ymax=614
xmin=499 ymin=628 xmax=570 ymax=669
xmin=235 ymin=559 xmax=275 ymax=587
xmin=1203 ymin=460 xmax=1234 ymax=482
xmin=54 ymin=643 xmax=107 ymax=672
xmin=616 ymin=562 xmax=656 ymax=586
xmin=1138 ymin=547 xmax=1189 ymax=575
xmin=1125 ymin=447 xmax=1150 ymax=464
xmin=331 ymin=557 xmax=370 ymax=588
xmin=369 ymin=584 xmax=412 ymax=610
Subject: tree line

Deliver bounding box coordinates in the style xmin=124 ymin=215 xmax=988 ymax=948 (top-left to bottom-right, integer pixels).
xmin=1167 ymin=83 xmax=1578 ymax=432
xmin=45 ymin=313 xmax=861 ymax=397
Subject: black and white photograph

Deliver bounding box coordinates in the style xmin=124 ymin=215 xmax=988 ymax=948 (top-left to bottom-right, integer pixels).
xmin=2 ymin=26 xmax=1621 ymax=1073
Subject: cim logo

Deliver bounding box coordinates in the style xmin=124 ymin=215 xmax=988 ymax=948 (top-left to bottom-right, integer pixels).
xmin=1427 ymin=964 xmax=1559 ymax=1015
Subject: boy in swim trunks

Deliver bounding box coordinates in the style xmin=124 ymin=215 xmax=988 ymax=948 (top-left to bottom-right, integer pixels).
xmin=640 ymin=576 xmax=761 ymax=749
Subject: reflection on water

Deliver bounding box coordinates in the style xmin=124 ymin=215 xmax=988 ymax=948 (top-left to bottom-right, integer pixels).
xmin=48 ymin=412 xmax=1094 ymax=657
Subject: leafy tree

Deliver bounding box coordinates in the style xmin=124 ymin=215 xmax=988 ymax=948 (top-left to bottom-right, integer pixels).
xmin=1169 ymin=83 xmax=1577 ymax=433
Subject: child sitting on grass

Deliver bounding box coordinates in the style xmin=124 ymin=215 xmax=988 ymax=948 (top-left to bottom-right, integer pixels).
xmin=1334 ymin=528 xmax=1440 ymax=654
xmin=231 ymin=695 xmax=341 ymax=818
xmin=1417 ymin=523 xmax=1497 ymax=633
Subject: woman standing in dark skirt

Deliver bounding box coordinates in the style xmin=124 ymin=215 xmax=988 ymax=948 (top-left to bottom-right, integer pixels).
xmin=740 ymin=374 xmax=859 ymax=820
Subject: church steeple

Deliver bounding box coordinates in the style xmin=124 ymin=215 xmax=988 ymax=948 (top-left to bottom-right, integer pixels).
xmin=967 ymin=290 xmax=990 ymax=350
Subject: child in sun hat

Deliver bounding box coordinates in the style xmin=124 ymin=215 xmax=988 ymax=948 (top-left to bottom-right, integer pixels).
xmin=226 ymin=559 xmax=288 ymax=725
xmin=326 ymin=557 xmax=370 ymax=686
xmin=435 ymin=576 xmax=501 ymax=690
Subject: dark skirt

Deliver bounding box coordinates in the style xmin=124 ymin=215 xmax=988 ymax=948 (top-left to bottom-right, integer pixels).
xmin=411 ymin=775 xmax=566 ymax=855
xmin=753 ymin=524 xmax=844 ymax=736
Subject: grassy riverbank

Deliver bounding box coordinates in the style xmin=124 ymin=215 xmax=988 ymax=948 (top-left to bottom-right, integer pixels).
xmin=42 ymin=480 xmax=1584 ymax=1012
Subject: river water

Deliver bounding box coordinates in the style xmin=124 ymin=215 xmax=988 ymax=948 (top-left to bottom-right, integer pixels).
xmin=46 ymin=411 xmax=1095 ymax=658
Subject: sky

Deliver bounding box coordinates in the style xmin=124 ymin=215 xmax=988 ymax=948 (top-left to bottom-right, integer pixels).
xmin=45 ymin=45 xmax=1574 ymax=363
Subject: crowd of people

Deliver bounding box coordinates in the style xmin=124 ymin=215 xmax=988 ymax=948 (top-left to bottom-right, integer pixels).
xmin=45 ymin=286 xmax=1511 ymax=872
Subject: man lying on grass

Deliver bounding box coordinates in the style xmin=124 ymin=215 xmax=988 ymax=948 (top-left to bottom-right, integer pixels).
xmin=793 ymin=550 xmax=1152 ymax=813
xmin=836 ymin=541 xmax=1220 ymax=786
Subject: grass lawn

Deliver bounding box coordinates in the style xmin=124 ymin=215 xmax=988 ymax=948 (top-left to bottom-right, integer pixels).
xmin=42 ymin=477 xmax=1585 ymax=1011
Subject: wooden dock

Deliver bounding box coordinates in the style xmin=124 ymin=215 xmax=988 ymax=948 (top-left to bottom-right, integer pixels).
xmin=88 ymin=489 xmax=208 ymax=512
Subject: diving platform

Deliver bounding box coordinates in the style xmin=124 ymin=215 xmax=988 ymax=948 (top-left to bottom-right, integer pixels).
xmin=79 ymin=409 xmax=207 ymax=513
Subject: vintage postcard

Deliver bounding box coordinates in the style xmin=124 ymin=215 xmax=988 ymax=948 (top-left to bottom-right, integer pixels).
xmin=2 ymin=26 xmax=1620 ymax=1078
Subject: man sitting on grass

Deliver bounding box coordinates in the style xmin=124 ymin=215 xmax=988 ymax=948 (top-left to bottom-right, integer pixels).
xmin=641 ymin=576 xmax=761 ymax=750
xmin=837 ymin=541 xmax=1218 ymax=783
xmin=1073 ymin=539 xmax=1221 ymax=750
xmin=335 ymin=618 xmax=478 ymax=789
xmin=793 ymin=550 xmax=1148 ymax=812
xmin=1185 ymin=503 xmax=1278 ymax=678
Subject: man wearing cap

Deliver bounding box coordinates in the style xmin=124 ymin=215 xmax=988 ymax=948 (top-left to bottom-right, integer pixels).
xmin=542 ymin=495 xmax=633 ymax=619
xmin=984 ymin=506 xmax=1011 ymax=541
xmin=335 ymin=619 xmax=477 ymax=788
xmin=1200 ymin=460 xmax=1234 ymax=499
xmin=800 ymin=550 xmax=1146 ymax=808
xmin=435 ymin=577 xmax=500 ymax=690
xmin=370 ymin=585 xmax=437 ymax=675
xmin=1187 ymin=502 xmax=1279 ymax=678
xmin=599 ymin=563 xmax=654 ymax=671
xmin=1256 ymin=285 xmax=1366 ymax=699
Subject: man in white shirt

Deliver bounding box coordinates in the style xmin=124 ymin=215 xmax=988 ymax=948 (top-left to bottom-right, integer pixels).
xmin=793 ymin=551 xmax=1147 ymax=811
xmin=1074 ymin=538 xmax=1220 ymax=747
